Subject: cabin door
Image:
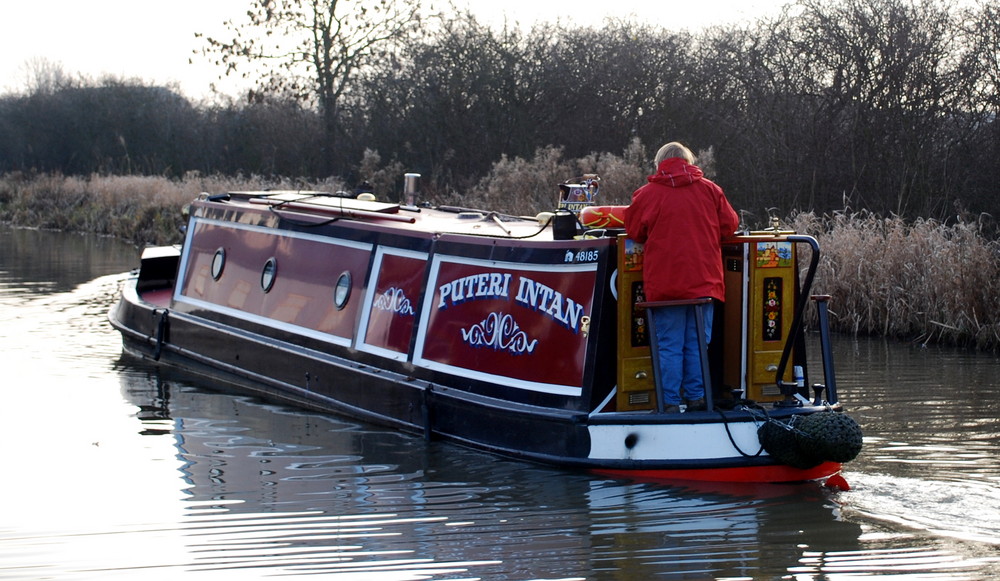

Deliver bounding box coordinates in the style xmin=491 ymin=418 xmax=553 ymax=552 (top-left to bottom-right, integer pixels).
xmin=721 ymin=237 xmax=798 ymax=402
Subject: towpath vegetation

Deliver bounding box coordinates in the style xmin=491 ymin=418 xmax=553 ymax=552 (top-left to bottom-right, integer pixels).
xmin=2 ymin=171 xmax=998 ymax=352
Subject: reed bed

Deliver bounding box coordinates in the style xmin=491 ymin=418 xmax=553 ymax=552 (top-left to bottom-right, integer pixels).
xmin=0 ymin=172 xmax=344 ymax=246
xmin=449 ymin=141 xmax=649 ymax=216
xmin=791 ymin=210 xmax=1000 ymax=351
xmin=3 ymin=171 xmax=999 ymax=351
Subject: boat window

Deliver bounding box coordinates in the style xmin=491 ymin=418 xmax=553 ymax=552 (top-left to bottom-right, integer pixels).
xmin=261 ymin=257 xmax=277 ymax=292
xmin=334 ymin=271 xmax=352 ymax=309
xmin=211 ymin=248 xmax=226 ymax=280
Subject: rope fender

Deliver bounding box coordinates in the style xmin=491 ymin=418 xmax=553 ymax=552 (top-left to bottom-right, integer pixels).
xmin=757 ymin=410 xmax=864 ymax=469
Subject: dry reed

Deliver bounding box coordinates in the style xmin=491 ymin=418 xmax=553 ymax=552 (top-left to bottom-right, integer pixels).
xmin=792 ymin=210 xmax=1000 ymax=351
xmin=452 ymin=140 xmax=650 ymax=215
xmin=3 ymin=170 xmax=999 ymax=351
xmin=0 ymin=172 xmax=344 ymax=246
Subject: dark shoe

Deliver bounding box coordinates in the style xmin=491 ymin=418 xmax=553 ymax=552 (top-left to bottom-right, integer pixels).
xmin=684 ymin=398 xmax=707 ymax=412
xmin=663 ymin=404 xmax=681 ymax=413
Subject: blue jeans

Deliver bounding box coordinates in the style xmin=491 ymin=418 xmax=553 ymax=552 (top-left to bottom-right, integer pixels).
xmin=649 ymin=303 xmax=714 ymax=405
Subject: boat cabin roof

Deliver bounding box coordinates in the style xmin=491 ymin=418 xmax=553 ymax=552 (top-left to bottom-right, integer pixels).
xmin=214 ymin=190 xmax=578 ymax=241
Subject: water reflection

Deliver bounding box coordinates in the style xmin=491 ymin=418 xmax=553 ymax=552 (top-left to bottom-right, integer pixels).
xmin=0 ymin=227 xmax=138 ymax=296
xmin=835 ymin=337 xmax=1000 ymax=549
xmin=114 ymin=361 xmax=995 ymax=579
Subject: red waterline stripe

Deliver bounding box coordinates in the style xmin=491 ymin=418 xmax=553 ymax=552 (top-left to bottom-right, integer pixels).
xmin=592 ymin=461 xmax=842 ymax=484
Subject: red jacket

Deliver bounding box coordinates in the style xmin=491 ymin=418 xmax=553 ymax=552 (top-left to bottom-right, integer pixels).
xmin=624 ymin=157 xmax=739 ymax=302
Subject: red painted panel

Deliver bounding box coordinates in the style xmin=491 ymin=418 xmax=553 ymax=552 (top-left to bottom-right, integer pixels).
xmin=364 ymin=252 xmax=426 ymax=354
xmin=419 ymin=257 xmax=597 ymax=389
xmin=180 ymin=221 xmax=267 ymax=312
xmin=179 ymin=219 xmax=370 ymax=341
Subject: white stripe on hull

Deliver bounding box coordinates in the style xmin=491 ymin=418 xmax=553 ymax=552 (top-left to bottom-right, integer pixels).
xmin=588 ymin=421 xmax=766 ymax=462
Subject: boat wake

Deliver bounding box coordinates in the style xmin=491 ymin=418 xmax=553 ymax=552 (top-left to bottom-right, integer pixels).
xmin=842 ymin=470 xmax=1000 ymax=545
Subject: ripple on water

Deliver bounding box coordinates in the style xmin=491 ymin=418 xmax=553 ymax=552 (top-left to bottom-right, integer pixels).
xmin=4 ymin=229 xmax=1000 ymax=579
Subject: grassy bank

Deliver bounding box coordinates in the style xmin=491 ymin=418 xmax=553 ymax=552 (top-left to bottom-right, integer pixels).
xmin=3 ymin=172 xmax=998 ymax=351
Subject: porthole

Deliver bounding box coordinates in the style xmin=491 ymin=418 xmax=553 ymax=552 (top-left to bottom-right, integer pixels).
xmin=334 ymin=271 xmax=352 ymax=310
xmin=211 ymin=247 xmax=226 ymax=280
xmin=261 ymin=257 xmax=277 ymax=292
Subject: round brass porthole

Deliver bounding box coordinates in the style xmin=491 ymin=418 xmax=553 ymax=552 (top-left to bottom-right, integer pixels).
xmin=211 ymin=248 xmax=226 ymax=280
xmin=261 ymin=257 xmax=277 ymax=292
xmin=334 ymin=271 xmax=352 ymax=310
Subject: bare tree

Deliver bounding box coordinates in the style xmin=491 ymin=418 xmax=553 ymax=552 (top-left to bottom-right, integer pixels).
xmin=11 ymin=58 xmax=75 ymax=96
xmin=196 ymin=0 xmax=424 ymax=173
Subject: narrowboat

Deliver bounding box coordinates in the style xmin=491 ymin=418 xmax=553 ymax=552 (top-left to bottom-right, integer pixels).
xmin=109 ymin=176 xmax=862 ymax=485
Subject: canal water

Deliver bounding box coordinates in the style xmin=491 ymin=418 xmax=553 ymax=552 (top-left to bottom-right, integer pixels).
xmin=1 ymin=225 xmax=999 ymax=579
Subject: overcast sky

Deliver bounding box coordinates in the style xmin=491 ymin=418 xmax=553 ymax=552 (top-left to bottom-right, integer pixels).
xmin=0 ymin=0 xmax=779 ymax=98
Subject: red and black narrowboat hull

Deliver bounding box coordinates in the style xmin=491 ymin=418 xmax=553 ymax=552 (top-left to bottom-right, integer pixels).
xmin=109 ymin=192 xmax=860 ymax=483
